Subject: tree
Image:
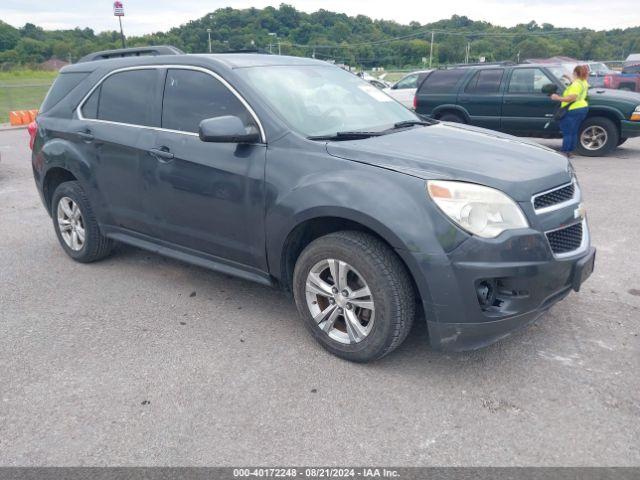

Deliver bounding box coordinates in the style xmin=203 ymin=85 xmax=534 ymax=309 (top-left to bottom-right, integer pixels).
xmin=1 ymin=7 xmax=639 ymax=67
xmin=15 ymin=37 xmax=49 ymax=63
xmin=0 ymin=21 xmax=20 ymax=51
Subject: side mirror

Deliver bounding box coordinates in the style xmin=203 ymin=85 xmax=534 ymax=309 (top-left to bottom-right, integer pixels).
xmin=541 ymin=83 xmax=558 ymax=96
xmin=391 ymin=83 xmax=398 ymax=90
xmin=198 ymin=116 xmax=260 ymax=143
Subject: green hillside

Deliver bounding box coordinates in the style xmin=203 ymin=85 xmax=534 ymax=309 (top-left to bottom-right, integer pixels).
xmin=1 ymin=5 xmax=639 ymax=68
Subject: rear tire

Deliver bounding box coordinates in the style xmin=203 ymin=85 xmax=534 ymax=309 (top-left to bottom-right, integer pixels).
xmin=576 ymin=116 xmax=619 ymax=157
xmin=617 ymin=138 xmax=628 ymax=146
xmin=51 ymin=181 xmax=114 ymax=263
xmin=439 ymin=112 xmax=465 ymax=123
xmin=293 ymin=231 xmax=415 ymax=362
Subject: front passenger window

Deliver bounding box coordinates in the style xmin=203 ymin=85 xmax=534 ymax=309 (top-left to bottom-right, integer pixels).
xmin=508 ymin=68 xmax=554 ymax=94
xmin=162 ymin=69 xmax=253 ymax=133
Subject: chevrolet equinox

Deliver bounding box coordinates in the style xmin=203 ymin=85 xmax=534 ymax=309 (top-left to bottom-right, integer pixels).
xmin=30 ymin=47 xmax=596 ymax=362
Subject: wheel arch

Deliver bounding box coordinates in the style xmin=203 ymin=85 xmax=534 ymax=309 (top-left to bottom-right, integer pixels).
xmin=39 ymin=138 xmax=108 ymax=220
xmin=43 ymin=167 xmax=78 ymax=213
xmin=274 ymin=211 xmax=427 ymax=310
xmin=584 ymin=107 xmax=623 ymax=133
xmin=432 ymin=105 xmax=469 ymax=123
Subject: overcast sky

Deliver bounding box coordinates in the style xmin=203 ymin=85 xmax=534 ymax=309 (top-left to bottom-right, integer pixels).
xmin=3 ymin=0 xmax=639 ymax=35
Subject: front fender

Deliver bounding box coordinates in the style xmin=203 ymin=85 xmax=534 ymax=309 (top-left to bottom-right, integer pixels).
xmin=264 ymin=153 xmax=468 ymax=306
xmin=587 ymin=106 xmax=625 ymax=121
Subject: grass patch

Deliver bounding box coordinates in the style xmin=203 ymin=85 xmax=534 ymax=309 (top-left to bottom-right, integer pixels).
xmin=0 ymin=70 xmax=58 ymax=84
xmin=0 ymin=70 xmax=55 ymax=122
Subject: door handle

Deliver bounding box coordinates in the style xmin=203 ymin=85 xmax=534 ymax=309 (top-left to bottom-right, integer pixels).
xmin=149 ymin=147 xmax=175 ymax=162
xmin=76 ymin=130 xmax=94 ymax=142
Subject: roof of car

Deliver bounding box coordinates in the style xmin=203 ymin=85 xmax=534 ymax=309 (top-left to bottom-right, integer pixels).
xmin=62 ymin=52 xmax=330 ymax=74
xmin=446 ymin=63 xmax=556 ymax=71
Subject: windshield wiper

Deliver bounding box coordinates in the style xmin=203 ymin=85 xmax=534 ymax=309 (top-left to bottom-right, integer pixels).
xmin=308 ymin=131 xmax=385 ymax=141
xmin=391 ymin=119 xmax=438 ymax=129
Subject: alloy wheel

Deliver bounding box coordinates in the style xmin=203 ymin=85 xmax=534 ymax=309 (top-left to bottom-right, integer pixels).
xmin=580 ymin=125 xmax=608 ymax=151
xmin=57 ymin=196 xmax=85 ymax=251
xmin=305 ymin=259 xmax=375 ymax=344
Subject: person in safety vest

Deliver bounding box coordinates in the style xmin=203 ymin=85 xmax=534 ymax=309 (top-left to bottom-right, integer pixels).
xmin=551 ymin=64 xmax=590 ymax=158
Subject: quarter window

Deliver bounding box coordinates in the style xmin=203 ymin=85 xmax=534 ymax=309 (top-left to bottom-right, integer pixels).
xmin=161 ymin=69 xmax=251 ymax=133
xmin=419 ymin=69 xmax=467 ymax=94
xmin=464 ymin=69 xmax=504 ymax=94
xmin=508 ymin=68 xmax=554 ymax=94
xmin=81 ymin=85 xmax=100 ymax=119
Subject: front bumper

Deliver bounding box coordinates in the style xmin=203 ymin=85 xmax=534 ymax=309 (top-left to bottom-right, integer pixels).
xmin=401 ymin=223 xmax=595 ymax=352
xmin=621 ymin=119 xmax=640 ymax=139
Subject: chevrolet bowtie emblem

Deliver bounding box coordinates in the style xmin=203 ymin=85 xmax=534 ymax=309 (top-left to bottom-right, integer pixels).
xmin=574 ymin=204 xmax=587 ymax=220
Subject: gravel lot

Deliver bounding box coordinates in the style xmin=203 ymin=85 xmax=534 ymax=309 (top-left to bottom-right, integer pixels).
xmin=1 ymin=127 xmax=639 ymax=466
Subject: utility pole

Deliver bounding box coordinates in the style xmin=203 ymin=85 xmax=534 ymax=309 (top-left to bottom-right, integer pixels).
xmin=465 ymin=42 xmax=470 ymax=64
xmin=429 ymin=31 xmax=434 ymax=68
xmin=207 ymin=28 xmax=212 ymax=53
xmin=268 ymin=32 xmax=277 ymax=55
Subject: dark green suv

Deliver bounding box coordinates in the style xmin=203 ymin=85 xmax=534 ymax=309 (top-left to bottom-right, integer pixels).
xmin=414 ymin=64 xmax=640 ymax=156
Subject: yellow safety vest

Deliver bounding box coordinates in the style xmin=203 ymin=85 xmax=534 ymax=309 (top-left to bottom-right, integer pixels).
xmin=561 ymin=79 xmax=589 ymax=110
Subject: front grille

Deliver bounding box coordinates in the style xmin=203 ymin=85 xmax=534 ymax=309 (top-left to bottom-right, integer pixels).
xmin=546 ymin=222 xmax=583 ymax=255
xmin=534 ymin=183 xmax=575 ymax=210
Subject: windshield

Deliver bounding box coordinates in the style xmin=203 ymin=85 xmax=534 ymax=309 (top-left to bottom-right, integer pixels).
xmin=547 ymin=64 xmax=576 ymax=87
xmin=589 ymin=63 xmax=610 ymax=74
xmin=237 ymin=65 xmax=418 ymax=137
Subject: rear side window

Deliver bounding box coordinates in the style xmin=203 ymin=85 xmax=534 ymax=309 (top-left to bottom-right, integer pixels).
xmin=161 ymin=69 xmax=251 ymax=133
xmin=419 ymin=69 xmax=467 ymax=94
xmin=83 ymin=69 xmax=158 ymax=126
xmin=40 ymin=72 xmax=89 ymax=113
xmin=464 ymin=69 xmax=504 ymax=94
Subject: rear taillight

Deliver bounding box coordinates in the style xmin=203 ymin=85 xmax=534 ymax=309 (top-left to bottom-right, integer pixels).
xmin=28 ymin=121 xmax=37 ymax=150
xmin=413 ymin=94 xmax=418 ymax=110
xmin=604 ymin=76 xmax=611 ymax=88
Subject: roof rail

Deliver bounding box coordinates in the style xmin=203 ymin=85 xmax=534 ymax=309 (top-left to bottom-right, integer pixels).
xmin=77 ymin=45 xmax=184 ymax=63
xmin=443 ymin=61 xmax=516 ymax=69
xmin=219 ymin=48 xmax=272 ymax=55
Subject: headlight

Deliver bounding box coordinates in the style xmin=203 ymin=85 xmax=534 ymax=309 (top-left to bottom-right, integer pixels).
xmin=427 ymin=180 xmax=529 ymax=238
xmin=631 ymin=105 xmax=640 ymax=121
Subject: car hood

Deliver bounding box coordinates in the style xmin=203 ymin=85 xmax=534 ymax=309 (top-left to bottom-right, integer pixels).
xmin=589 ymin=87 xmax=640 ymax=106
xmin=325 ymin=123 xmax=571 ymax=201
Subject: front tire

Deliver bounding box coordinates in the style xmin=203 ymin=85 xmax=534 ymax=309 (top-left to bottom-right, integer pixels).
xmin=52 ymin=181 xmax=114 ymax=263
xmin=576 ymin=116 xmax=619 ymax=157
xmin=293 ymin=231 xmax=415 ymax=362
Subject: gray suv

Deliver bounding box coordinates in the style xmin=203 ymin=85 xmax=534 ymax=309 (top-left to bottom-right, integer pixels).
xmin=30 ymin=47 xmax=595 ymax=362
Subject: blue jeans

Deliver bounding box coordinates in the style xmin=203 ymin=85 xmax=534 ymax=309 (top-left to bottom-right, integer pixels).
xmin=559 ymin=107 xmax=588 ymax=153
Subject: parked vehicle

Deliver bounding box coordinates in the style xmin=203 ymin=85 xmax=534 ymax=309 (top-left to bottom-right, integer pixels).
xmin=415 ymin=64 xmax=640 ymax=156
xmin=32 ymin=48 xmax=595 ymax=362
xmin=368 ymin=78 xmax=389 ymax=90
xmin=384 ymin=70 xmax=432 ymax=108
xmin=586 ymin=62 xmax=617 ymax=88
xmin=603 ymin=63 xmax=640 ymax=92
